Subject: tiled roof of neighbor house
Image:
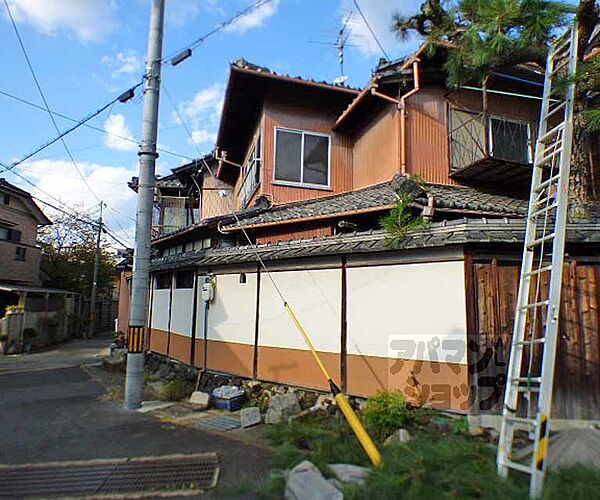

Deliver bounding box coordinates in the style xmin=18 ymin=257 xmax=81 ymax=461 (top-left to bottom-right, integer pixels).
xmin=231 ymin=59 xmax=362 ymax=93
xmin=150 ymin=217 xmax=600 ymax=271
xmin=222 ymin=176 xmax=529 ymax=231
xmin=128 ymin=174 xmax=183 ymax=191
xmin=151 ymin=197 xmax=271 ymax=245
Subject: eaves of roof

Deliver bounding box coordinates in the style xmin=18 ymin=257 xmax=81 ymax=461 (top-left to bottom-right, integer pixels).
xmin=149 ymin=218 xmax=600 ymax=272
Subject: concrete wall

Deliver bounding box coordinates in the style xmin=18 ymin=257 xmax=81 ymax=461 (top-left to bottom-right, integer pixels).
xmin=149 ymin=257 xmax=470 ymax=411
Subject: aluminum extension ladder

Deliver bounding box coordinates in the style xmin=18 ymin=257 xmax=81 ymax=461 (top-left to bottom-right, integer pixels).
xmin=496 ymin=24 xmax=579 ymax=498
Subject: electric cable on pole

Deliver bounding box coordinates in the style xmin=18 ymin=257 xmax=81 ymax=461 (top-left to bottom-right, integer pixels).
xmin=89 ymin=201 xmax=104 ymax=339
xmin=124 ymin=0 xmax=165 ymax=410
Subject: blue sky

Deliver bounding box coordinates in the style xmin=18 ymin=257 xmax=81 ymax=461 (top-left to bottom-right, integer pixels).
xmin=0 ymin=0 xmax=422 ymax=246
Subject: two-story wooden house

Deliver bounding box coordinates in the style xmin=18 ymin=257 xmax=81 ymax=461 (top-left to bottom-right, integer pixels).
xmin=135 ymin=48 xmax=599 ymax=421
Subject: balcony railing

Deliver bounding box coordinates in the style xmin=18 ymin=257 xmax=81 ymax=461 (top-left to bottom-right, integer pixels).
xmin=152 ymin=196 xmax=199 ymax=237
xmin=449 ymin=108 xmax=535 ymax=184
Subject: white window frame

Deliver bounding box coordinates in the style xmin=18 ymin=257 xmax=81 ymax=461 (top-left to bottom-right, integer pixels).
xmin=273 ymin=127 xmax=331 ymax=190
xmin=488 ymin=114 xmax=534 ymax=163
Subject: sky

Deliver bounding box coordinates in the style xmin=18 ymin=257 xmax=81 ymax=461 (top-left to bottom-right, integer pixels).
xmin=0 ymin=0 xmax=422 ymax=247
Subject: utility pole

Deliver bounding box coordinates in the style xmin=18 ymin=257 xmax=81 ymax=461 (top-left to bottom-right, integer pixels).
xmin=88 ymin=201 xmax=103 ymax=339
xmin=124 ymin=0 xmax=165 ymax=410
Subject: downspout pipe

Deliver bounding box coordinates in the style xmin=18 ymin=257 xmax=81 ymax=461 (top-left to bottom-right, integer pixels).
xmin=399 ymin=59 xmax=421 ymax=175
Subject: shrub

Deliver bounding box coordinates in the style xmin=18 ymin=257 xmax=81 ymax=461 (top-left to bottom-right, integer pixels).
xmin=162 ymin=379 xmax=189 ymax=401
xmin=363 ymin=391 xmax=409 ymax=440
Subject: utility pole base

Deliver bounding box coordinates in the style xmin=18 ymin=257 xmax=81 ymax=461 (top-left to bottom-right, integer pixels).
xmin=124 ymin=352 xmax=145 ymax=410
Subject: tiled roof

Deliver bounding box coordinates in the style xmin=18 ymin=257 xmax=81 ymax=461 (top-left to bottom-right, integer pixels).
xmin=150 ymin=217 xmax=600 ymax=271
xmin=231 ymin=59 xmax=362 ymax=93
xmin=222 ymin=176 xmax=528 ymax=231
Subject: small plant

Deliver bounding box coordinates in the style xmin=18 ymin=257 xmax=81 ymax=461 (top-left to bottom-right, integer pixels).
xmin=0 ymin=333 xmax=8 ymax=343
xmin=6 ymin=304 xmax=24 ymax=313
xmin=363 ymin=391 xmax=409 ymax=441
xmin=162 ymin=379 xmax=189 ymax=401
xmin=380 ymin=194 xmax=430 ymax=248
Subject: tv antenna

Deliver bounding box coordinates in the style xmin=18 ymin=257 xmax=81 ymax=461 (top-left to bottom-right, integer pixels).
xmin=308 ymin=11 xmax=355 ymax=84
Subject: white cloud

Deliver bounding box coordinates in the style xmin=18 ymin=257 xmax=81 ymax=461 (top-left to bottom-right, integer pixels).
xmin=190 ymin=129 xmax=217 ymax=146
xmin=224 ymin=0 xmax=279 ymax=34
xmin=341 ymin=0 xmax=421 ymax=58
xmin=104 ymin=114 xmax=138 ymax=152
xmin=6 ymin=0 xmax=117 ymax=42
xmin=102 ymin=51 xmax=143 ymax=76
xmin=18 ymin=159 xmax=137 ymax=244
xmin=176 ymin=83 xmax=225 ymax=148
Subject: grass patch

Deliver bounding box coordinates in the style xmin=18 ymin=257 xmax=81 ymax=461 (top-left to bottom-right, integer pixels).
xmin=266 ymin=412 xmax=370 ymax=472
xmin=362 ymin=436 xmax=527 ymax=499
xmin=101 ymin=385 xmax=123 ymax=401
xmin=544 ymin=465 xmax=600 ymax=499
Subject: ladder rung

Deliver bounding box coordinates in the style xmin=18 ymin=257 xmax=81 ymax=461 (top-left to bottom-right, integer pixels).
xmin=504 ymin=458 xmax=534 ymax=474
xmin=505 ymin=416 xmax=538 ymax=427
xmin=553 ymin=30 xmax=572 ymax=53
xmin=535 ymin=173 xmax=561 ymax=192
xmin=539 ymin=122 xmax=564 ymax=143
xmin=517 ymin=386 xmax=540 ymax=393
xmin=528 ymin=232 xmax=556 ymax=247
xmin=537 ymin=147 xmax=562 ymax=166
xmin=530 ymin=202 xmax=558 ymax=219
xmin=524 ymin=265 xmax=553 ymax=277
xmin=519 ymin=300 xmax=549 ymax=310
xmin=545 ymin=101 xmax=566 ymax=120
xmin=550 ymin=57 xmax=570 ymax=77
xmin=514 ymin=337 xmax=546 ymax=346
xmin=512 ymin=376 xmax=542 ymax=384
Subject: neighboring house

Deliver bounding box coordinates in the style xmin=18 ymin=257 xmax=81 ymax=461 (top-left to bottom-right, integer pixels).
xmin=120 ymin=49 xmax=600 ymax=419
xmin=0 ymin=179 xmax=79 ymax=352
xmin=0 ymin=178 xmax=51 ymax=287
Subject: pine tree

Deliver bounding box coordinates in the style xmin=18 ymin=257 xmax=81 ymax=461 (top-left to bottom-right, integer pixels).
xmin=394 ymin=0 xmax=599 ymax=214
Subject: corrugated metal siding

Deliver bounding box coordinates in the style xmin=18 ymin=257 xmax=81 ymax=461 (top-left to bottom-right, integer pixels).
xmin=406 ymin=87 xmax=541 ymax=185
xmin=406 ymin=87 xmax=455 ymax=185
xmin=352 ymin=103 xmax=400 ymax=189
xmin=261 ymin=98 xmax=353 ymax=205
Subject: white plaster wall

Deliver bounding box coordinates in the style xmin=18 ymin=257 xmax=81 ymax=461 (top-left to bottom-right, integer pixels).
xmin=208 ymin=273 xmax=257 ymax=345
xmin=151 ymin=289 xmax=171 ymax=331
xmin=170 ymin=288 xmax=194 ymax=337
xmin=346 ymin=261 xmax=467 ymax=363
xmin=259 ymin=269 xmax=341 ymax=353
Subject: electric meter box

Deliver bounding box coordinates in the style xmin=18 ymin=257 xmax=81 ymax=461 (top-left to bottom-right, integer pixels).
xmin=201 ymin=281 xmax=214 ymax=302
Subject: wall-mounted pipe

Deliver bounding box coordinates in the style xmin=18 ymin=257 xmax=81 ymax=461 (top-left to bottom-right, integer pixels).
xmin=399 ymin=59 xmax=421 ymax=175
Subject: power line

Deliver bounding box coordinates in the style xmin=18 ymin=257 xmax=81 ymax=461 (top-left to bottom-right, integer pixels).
xmin=0 ymin=89 xmax=194 ymax=161
xmin=162 ymin=0 xmax=275 ymax=65
xmin=4 ymin=0 xmax=101 ymax=203
xmin=161 ymin=83 xmax=203 ymax=157
xmin=353 ymin=0 xmax=390 ymax=61
xmin=2 ymin=81 xmax=143 ymax=172
xmin=0 ymin=161 xmax=131 ymax=246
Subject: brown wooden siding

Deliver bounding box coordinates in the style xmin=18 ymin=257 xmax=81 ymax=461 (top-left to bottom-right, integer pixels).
xmin=405 ymin=87 xmax=541 ymax=185
xmin=255 ymin=223 xmax=333 ymax=244
xmin=470 ymin=259 xmax=600 ymax=419
xmin=261 ymin=97 xmax=353 ymax=205
xmin=352 ymin=103 xmax=400 ymax=189
xmin=202 ymin=171 xmax=235 ymax=220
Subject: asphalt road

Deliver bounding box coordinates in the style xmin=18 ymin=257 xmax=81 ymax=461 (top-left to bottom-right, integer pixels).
xmin=0 ymin=342 xmax=271 ymax=495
